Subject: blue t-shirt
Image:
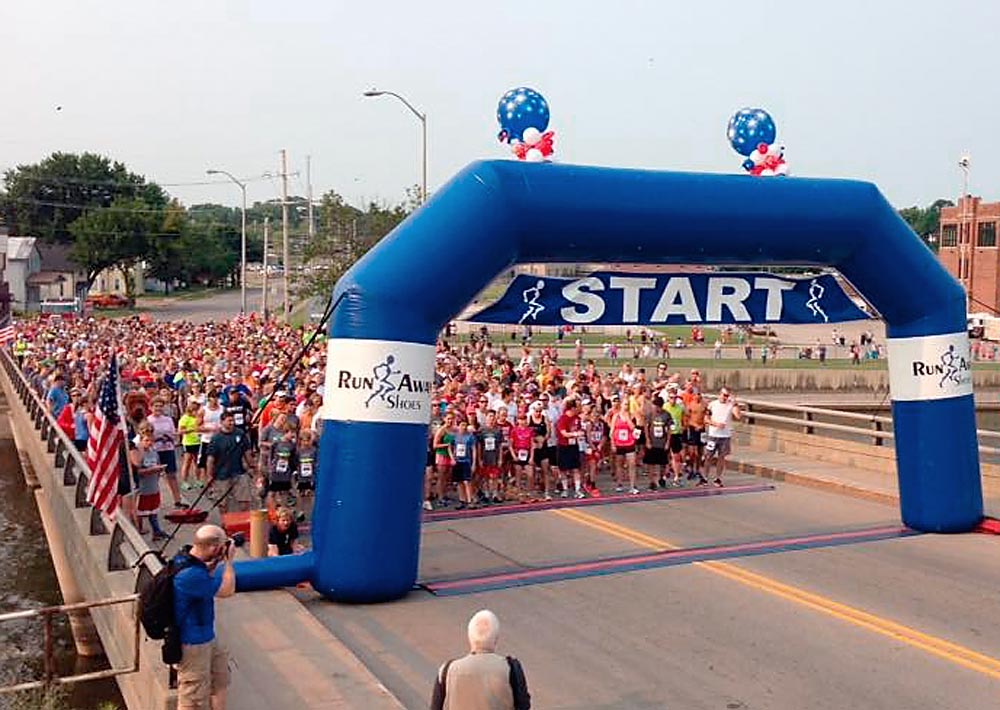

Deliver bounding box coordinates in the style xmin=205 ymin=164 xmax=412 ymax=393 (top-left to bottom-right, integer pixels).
xmin=47 ymin=386 xmax=69 ymax=417
xmin=173 ymin=555 xmax=223 ymax=645
xmin=453 ymin=431 xmax=476 ymax=463
xmin=74 ymin=409 xmax=88 ymax=441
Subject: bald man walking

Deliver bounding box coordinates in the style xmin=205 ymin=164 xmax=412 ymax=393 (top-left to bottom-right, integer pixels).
xmin=173 ymin=524 xmax=237 ymax=710
xmin=431 ymin=609 xmax=531 ymax=710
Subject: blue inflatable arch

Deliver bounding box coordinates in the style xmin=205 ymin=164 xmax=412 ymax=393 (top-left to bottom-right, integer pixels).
xmin=237 ymin=160 xmax=983 ymax=602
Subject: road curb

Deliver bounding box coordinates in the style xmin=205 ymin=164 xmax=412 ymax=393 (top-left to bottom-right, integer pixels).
xmin=727 ymin=458 xmax=899 ymax=507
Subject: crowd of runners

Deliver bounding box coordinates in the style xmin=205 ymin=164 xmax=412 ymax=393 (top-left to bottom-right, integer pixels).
xmin=10 ymin=315 xmax=744 ymax=533
xmin=424 ymin=334 xmax=742 ymax=510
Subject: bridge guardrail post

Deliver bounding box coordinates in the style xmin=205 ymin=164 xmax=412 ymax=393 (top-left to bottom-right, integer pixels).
xmin=63 ymin=457 xmax=77 ymax=486
xmin=873 ymin=419 xmax=883 ymax=447
xmin=803 ymin=410 xmax=814 ymax=435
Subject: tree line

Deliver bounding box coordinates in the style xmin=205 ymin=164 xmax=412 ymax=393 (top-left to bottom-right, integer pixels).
xmin=0 ymin=152 xmax=413 ymax=300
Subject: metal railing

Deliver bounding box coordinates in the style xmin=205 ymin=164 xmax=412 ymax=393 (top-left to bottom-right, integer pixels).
xmin=0 ymin=595 xmax=140 ymax=694
xmin=0 ymin=349 xmax=168 ymax=689
xmin=739 ymin=396 xmax=1000 ymax=457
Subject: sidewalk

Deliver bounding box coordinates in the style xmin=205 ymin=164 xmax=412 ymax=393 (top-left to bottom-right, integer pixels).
xmin=726 ymin=448 xmax=1000 ymax=520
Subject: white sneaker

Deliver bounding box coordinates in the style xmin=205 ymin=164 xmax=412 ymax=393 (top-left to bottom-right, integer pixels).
xmin=574 ymin=491 xmax=586 ymax=499
xmin=615 ymin=485 xmax=624 ymax=493
xmin=629 ymin=487 xmax=640 ymax=495
xmin=422 ymin=500 xmax=433 ymax=511
xmin=544 ymin=493 xmax=553 ymax=501
xmin=560 ymin=490 xmax=569 ymax=498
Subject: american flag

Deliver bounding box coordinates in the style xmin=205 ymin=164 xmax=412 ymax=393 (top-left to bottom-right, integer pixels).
xmin=0 ymin=315 xmax=14 ymax=347
xmin=86 ymin=354 xmax=124 ymax=516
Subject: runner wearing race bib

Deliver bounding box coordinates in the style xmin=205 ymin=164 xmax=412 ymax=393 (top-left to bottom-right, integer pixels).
xmin=296 ymin=430 xmax=317 ymax=496
xmin=432 ymin=412 xmax=458 ymax=508
xmin=509 ymin=413 xmax=536 ymax=499
xmin=643 ymin=396 xmax=672 ymax=491
xmin=608 ymin=398 xmax=640 ymax=495
xmin=451 ymin=424 xmax=478 ymax=510
xmin=478 ymin=411 xmax=504 ymax=504
xmin=267 ymin=424 xmax=297 ymax=510
xmin=583 ymin=410 xmax=606 ymax=494
xmin=663 ymin=388 xmax=687 ymax=485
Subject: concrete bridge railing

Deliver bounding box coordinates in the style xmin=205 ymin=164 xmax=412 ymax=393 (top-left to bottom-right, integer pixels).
xmin=0 ymin=349 xmax=178 ymax=709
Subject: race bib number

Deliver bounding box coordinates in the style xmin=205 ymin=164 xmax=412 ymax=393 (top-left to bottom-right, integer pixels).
xmin=234 ymin=412 xmax=244 ymax=426
xmin=652 ymin=424 xmax=664 ymax=439
xmin=705 ymin=439 xmax=716 ymax=452
xmin=300 ymin=461 xmax=313 ymax=478
xmin=578 ymin=439 xmax=588 ymax=453
xmin=517 ymin=449 xmax=529 ymax=462
xmin=484 ymin=438 xmax=496 ymax=452
xmin=275 ymin=457 xmax=289 ymax=473
xmin=617 ymin=429 xmax=630 ymax=442
xmin=633 ymin=428 xmax=642 ymax=439
xmin=700 ymin=431 xmax=708 ymax=444
xmin=590 ymin=430 xmax=602 ymax=443
xmin=455 ymin=443 xmax=467 ymax=458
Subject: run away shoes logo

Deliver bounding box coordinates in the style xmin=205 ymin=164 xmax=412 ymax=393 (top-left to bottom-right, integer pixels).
xmin=887 ymin=332 xmax=973 ymax=402
xmin=322 ymin=339 xmax=436 ymax=424
xmin=465 ymin=272 xmax=871 ymax=326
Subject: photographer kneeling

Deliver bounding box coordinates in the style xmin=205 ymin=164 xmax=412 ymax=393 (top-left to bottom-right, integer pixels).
xmin=174 ymin=524 xmax=237 ymax=710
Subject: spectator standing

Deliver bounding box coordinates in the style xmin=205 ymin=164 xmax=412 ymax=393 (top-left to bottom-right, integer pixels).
xmin=431 ymin=610 xmax=531 ymax=710
xmin=148 ymin=397 xmax=183 ymax=508
xmin=46 ymin=373 xmax=70 ymax=416
xmin=173 ymin=524 xmax=236 ymax=710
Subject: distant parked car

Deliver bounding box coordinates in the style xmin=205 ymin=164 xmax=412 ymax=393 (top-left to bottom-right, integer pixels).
xmin=748 ymin=324 xmax=776 ymax=337
xmin=86 ymin=294 xmax=130 ymax=309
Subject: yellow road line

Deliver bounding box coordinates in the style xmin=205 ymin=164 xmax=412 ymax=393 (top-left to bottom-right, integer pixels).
xmin=554 ymin=507 xmax=1000 ymax=680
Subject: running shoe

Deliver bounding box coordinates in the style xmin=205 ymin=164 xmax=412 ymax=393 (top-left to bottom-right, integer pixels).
xmin=456 ymin=502 xmax=467 ymax=510
xmin=696 ymin=476 xmax=709 ymax=487
xmin=560 ymin=490 xmax=569 ymax=499
xmin=629 ymin=487 xmax=640 ymax=495
xmin=615 ymin=485 xmax=624 ymax=493
xmin=422 ymin=500 xmax=433 ymax=511
xmin=713 ymin=478 xmax=724 ymax=488
xmin=543 ymin=493 xmax=553 ymax=501
xmin=151 ymin=531 xmax=168 ymax=542
xmin=575 ymin=490 xmax=586 ymax=499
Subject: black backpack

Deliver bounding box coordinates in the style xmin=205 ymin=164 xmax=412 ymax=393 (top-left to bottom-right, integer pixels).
xmin=138 ymin=550 xmax=195 ymax=641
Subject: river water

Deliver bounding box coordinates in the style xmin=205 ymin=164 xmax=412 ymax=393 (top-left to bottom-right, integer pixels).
xmin=0 ymin=435 xmax=124 ymax=710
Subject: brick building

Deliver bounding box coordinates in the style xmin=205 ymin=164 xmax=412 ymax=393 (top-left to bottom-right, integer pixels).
xmin=937 ymin=196 xmax=1000 ymax=311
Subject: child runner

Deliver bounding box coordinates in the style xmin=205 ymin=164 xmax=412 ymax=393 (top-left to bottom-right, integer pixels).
xmin=478 ymin=411 xmax=504 ymax=504
xmin=451 ymin=422 xmax=478 ymax=509
xmin=130 ymin=427 xmax=168 ymax=541
xmin=296 ymin=430 xmax=317 ymax=498
xmin=268 ymin=421 xmax=298 ymax=511
xmin=583 ymin=407 xmax=606 ymax=494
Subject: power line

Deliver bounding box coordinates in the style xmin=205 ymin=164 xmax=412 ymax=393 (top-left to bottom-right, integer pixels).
xmin=0 ymin=171 xmax=275 ymax=189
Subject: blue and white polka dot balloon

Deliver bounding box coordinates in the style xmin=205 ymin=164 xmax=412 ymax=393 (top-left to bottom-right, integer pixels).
xmin=727 ymin=108 xmax=777 ymax=157
xmin=497 ymin=87 xmax=550 ymax=144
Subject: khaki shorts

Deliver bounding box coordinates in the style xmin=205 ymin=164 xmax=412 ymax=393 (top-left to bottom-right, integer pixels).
xmin=211 ymin=474 xmax=252 ymax=506
xmin=177 ymin=639 xmax=230 ymax=709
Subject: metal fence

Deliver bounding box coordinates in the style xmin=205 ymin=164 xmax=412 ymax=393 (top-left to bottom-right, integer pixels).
xmin=0 ymin=349 xmax=165 ymax=694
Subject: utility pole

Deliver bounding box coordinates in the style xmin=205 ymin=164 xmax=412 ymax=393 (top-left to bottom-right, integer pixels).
xmin=307 ymin=155 xmax=315 ymax=241
xmin=262 ymin=217 xmax=270 ymax=320
xmin=280 ymin=149 xmax=290 ymax=321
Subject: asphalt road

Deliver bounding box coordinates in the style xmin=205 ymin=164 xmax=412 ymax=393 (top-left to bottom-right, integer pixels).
xmin=302 ymin=476 xmax=1000 ymax=709
xmin=146 ymin=280 xmax=283 ymax=323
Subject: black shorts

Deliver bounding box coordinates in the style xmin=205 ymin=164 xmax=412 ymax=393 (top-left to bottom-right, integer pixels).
xmin=643 ymin=447 xmax=668 ymax=465
xmin=683 ymin=427 xmax=705 ymax=447
xmin=74 ymin=439 xmax=87 ymax=452
xmin=426 ymin=448 xmax=435 ymax=468
xmin=533 ymin=446 xmax=551 ymax=465
xmin=668 ymin=435 xmax=684 ymax=454
xmin=547 ymin=446 xmax=560 ymax=468
xmin=157 ymin=449 xmax=177 ymax=475
xmin=296 ymin=479 xmax=314 ymax=491
xmin=557 ymin=445 xmax=581 ymax=471
xmin=614 ymin=445 xmax=636 ymax=456
xmin=197 ymin=444 xmax=210 ymax=468
xmin=268 ymin=480 xmax=292 ymax=493
xmin=452 ymin=461 xmax=472 ymax=482
xmin=635 ymin=431 xmax=646 ymax=448
xmin=183 ymin=444 xmax=200 ymax=456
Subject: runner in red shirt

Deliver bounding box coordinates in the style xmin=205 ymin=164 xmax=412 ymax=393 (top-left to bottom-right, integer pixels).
xmin=556 ymin=399 xmax=585 ymax=499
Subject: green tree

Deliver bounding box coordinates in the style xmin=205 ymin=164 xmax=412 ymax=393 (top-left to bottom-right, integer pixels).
xmin=2 ymin=152 xmax=167 ymax=242
xmin=299 ymin=188 xmax=416 ymax=297
xmin=69 ymin=197 xmax=163 ymax=299
xmin=899 ymin=198 xmax=953 ymax=251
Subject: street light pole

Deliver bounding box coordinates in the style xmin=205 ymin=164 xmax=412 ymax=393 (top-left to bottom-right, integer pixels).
xmin=363 ymin=89 xmax=427 ymax=204
xmin=206 ymin=169 xmax=247 ymax=314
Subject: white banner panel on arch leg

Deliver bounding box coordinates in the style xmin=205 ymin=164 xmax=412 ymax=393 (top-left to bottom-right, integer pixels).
xmin=887 ymin=332 xmax=973 ymax=402
xmin=321 ymin=339 xmax=436 ymax=423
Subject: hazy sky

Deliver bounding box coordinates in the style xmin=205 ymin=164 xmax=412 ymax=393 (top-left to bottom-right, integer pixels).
xmin=2 ymin=0 xmax=997 ymax=211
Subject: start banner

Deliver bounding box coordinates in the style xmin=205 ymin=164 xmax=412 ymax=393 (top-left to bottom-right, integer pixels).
xmin=466 ymin=272 xmax=871 ymax=326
